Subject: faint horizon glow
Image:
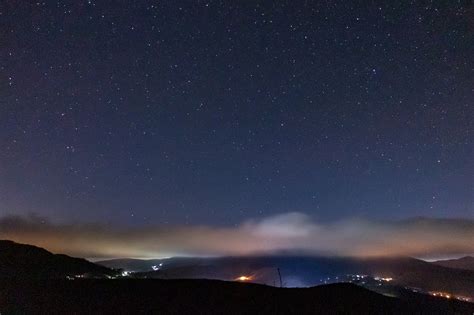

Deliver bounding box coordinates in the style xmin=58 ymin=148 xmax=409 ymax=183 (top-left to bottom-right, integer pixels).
xmin=0 ymin=212 xmax=473 ymax=260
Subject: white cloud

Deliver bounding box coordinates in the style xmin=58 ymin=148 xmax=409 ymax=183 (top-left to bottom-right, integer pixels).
xmin=0 ymin=213 xmax=473 ymax=259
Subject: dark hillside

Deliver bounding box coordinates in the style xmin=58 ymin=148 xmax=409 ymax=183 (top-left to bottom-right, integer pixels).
xmin=433 ymin=257 xmax=474 ymax=271
xmin=1 ymin=279 xmax=473 ymax=314
xmin=0 ymin=240 xmax=113 ymax=278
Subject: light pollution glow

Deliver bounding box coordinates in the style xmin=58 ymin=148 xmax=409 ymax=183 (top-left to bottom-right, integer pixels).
xmin=0 ymin=212 xmax=472 ymax=259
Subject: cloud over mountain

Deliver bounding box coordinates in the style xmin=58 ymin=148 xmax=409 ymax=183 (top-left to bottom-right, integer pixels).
xmin=0 ymin=213 xmax=472 ymax=259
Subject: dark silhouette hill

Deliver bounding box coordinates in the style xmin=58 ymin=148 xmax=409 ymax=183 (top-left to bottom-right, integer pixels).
xmin=1 ymin=278 xmax=473 ymax=314
xmin=0 ymin=241 xmax=473 ymax=314
xmin=0 ymin=240 xmax=114 ymax=278
xmin=433 ymin=256 xmax=474 ymax=271
xmin=98 ymin=256 xmax=474 ymax=298
xmin=356 ymin=256 xmax=474 ymax=298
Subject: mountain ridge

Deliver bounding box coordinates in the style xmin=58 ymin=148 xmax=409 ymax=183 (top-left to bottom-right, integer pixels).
xmin=433 ymin=256 xmax=474 ymax=271
xmin=0 ymin=240 xmax=114 ymax=278
xmin=97 ymin=255 xmax=474 ymax=298
xmin=2 ymin=278 xmax=474 ymax=314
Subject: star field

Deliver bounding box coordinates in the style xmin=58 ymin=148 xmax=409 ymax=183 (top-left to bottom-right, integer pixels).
xmin=0 ymin=1 xmax=473 ymax=226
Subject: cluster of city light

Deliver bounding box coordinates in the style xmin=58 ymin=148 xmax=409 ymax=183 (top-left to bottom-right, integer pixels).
xmin=430 ymin=291 xmax=452 ymax=299
xmin=151 ymin=263 xmax=163 ymax=271
xmin=455 ymin=296 xmax=472 ymax=302
xmin=235 ymin=275 xmax=253 ymax=281
xmin=374 ymin=277 xmax=393 ymax=282
xmin=429 ymin=291 xmax=472 ymax=302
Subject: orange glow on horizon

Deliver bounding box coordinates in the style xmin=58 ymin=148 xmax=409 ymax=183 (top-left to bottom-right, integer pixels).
xmin=235 ymin=275 xmax=253 ymax=281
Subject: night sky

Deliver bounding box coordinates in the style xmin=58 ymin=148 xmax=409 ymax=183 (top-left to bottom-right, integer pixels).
xmin=1 ymin=1 xmax=473 ymax=229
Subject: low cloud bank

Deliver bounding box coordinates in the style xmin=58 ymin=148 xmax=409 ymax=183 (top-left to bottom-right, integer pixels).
xmin=0 ymin=213 xmax=472 ymax=259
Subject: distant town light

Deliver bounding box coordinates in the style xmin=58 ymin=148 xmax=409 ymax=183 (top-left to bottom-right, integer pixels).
xmin=151 ymin=263 xmax=163 ymax=271
xmin=430 ymin=291 xmax=457 ymax=300
xmin=236 ymin=275 xmax=252 ymax=281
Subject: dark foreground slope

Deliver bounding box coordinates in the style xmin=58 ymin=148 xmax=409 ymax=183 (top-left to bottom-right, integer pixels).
xmin=99 ymin=256 xmax=474 ymax=298
xmin=0 ymin=240 xmax=113 ymax=278
xmin=1 ymin=279 xmax=473 ymax=315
